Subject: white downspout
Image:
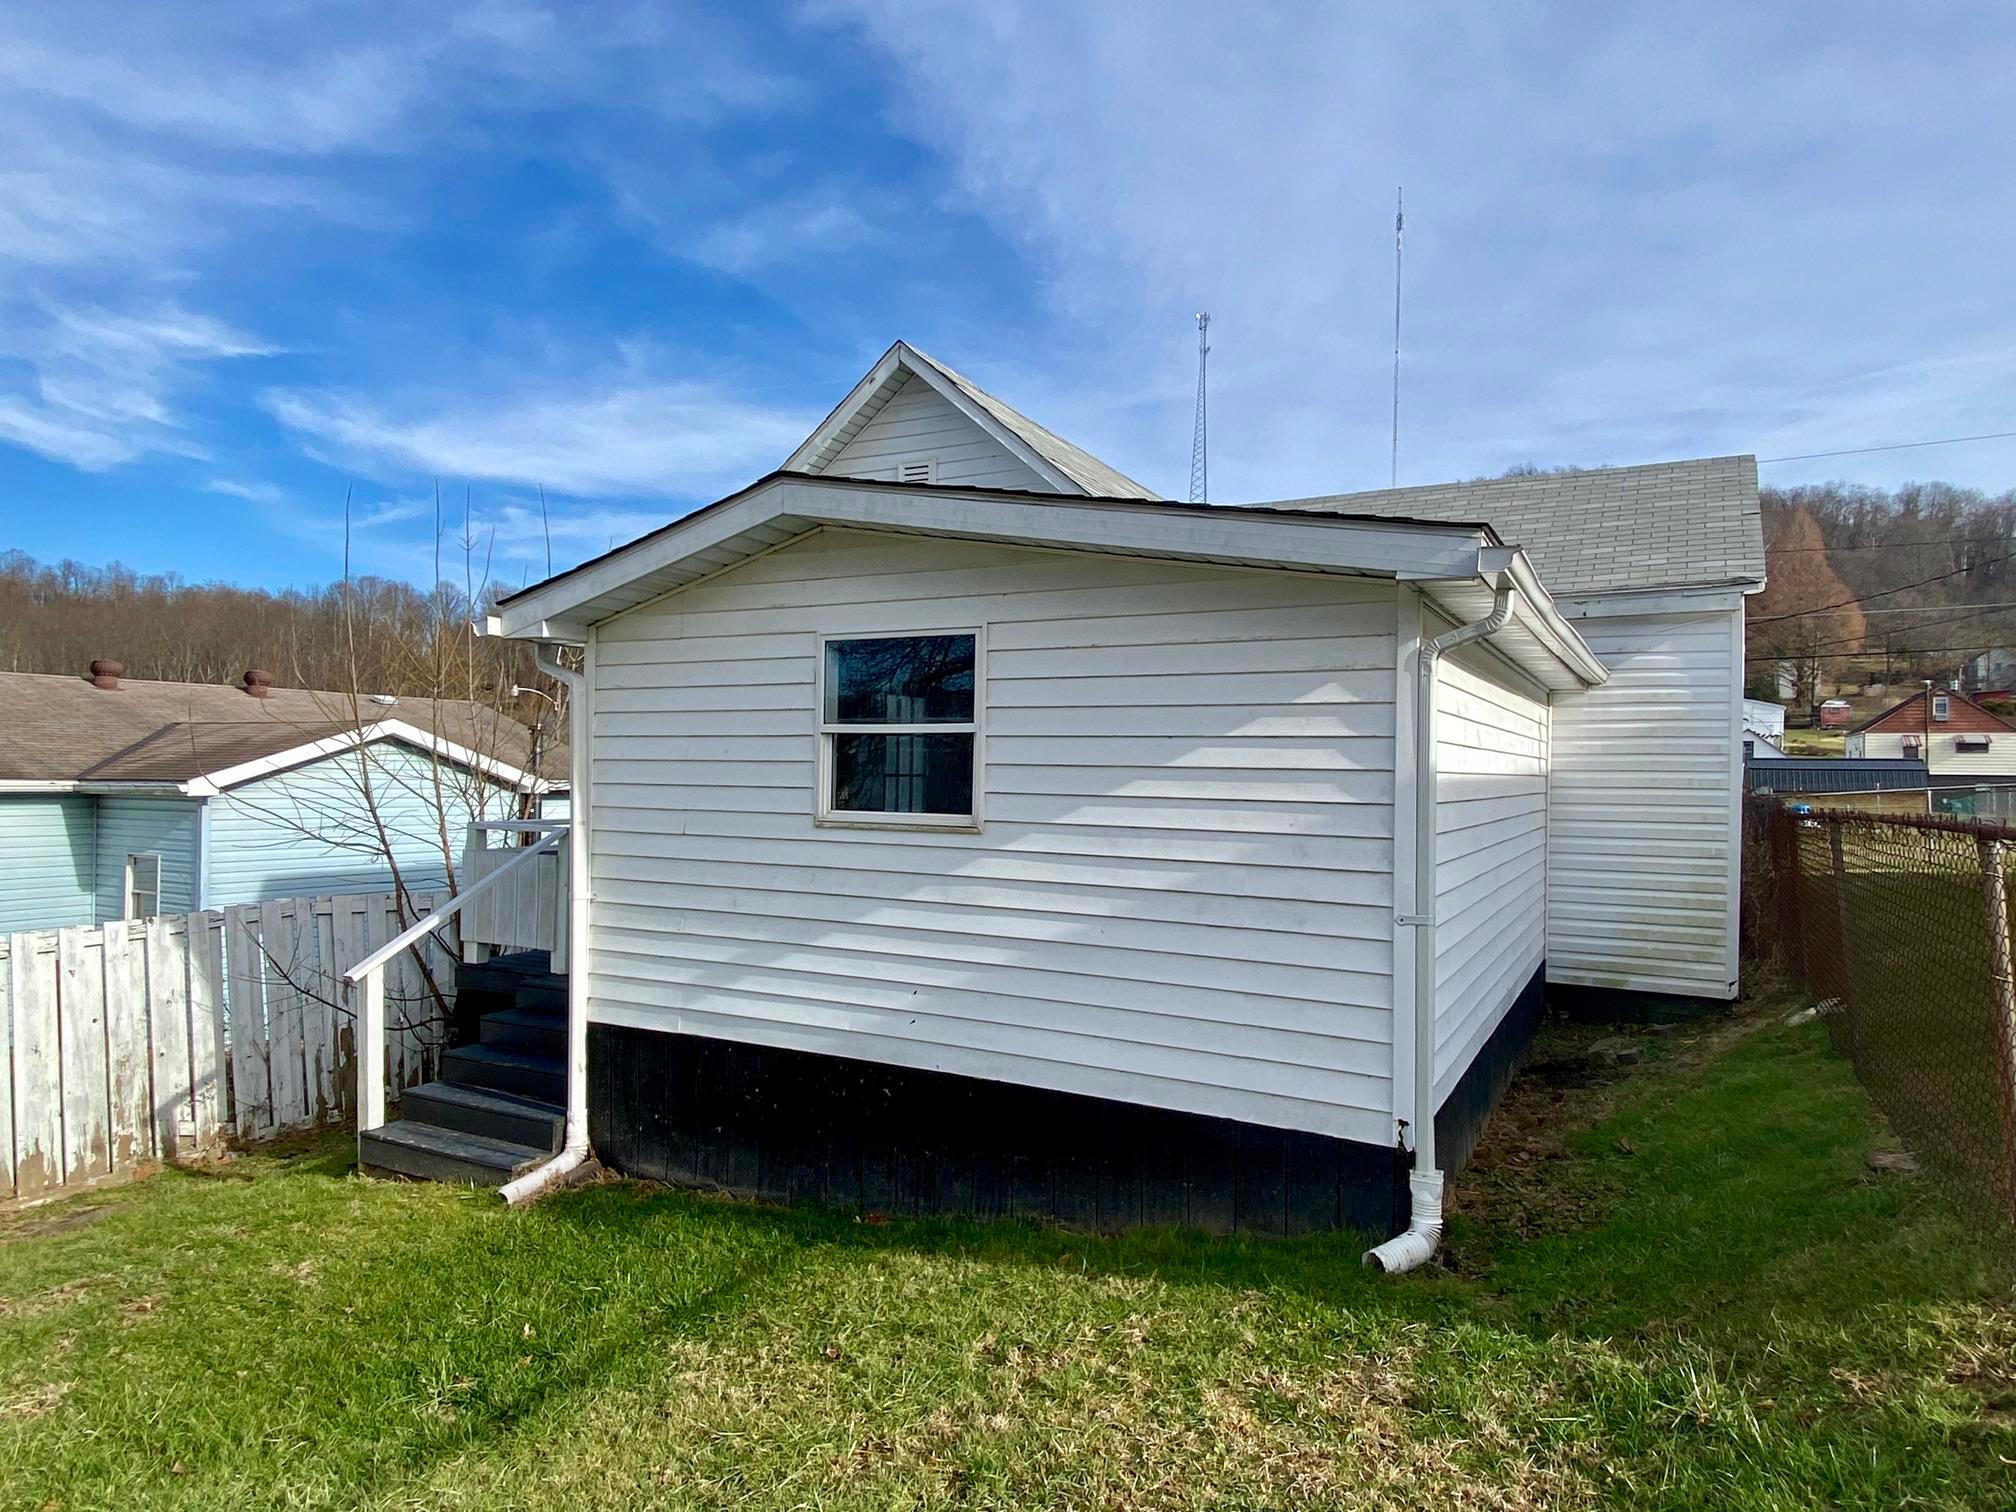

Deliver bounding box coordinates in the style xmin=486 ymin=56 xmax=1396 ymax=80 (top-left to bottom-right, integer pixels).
xmin=1365 ymin=583 xmax=1515 ymax=1272
xmin=499 ymin=640 xmax=594 ymax=1205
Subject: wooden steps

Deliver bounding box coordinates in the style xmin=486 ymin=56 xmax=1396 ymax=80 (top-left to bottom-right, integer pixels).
xmin=359 ymin=951 xmax=566 ymax=1190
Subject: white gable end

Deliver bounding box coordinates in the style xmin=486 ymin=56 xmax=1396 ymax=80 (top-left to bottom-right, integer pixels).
xmin=818 ymin=372 xmax=1055 ymax=493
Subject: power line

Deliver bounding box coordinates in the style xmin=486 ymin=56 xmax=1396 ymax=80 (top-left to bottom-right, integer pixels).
xmin=1768 ymin=535 xmax=2016 ymax=553
xmin=1758 ymin=430 xmax=2016 ymax=465
xmin=1749 ymin=544 xmax=2016 ymax=625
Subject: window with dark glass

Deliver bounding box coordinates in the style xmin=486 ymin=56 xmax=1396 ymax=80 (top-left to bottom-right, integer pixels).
xmin=819 ymin=633 xmax=978 ymax=822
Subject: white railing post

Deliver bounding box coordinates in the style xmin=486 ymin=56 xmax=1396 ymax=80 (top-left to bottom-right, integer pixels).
xmin=552 ymin=853 xmax=571 ymax=975
xmin=460 ymin=823 xmax=486 ymax=964
xmin=357 ymin=970 xmax=387 ymax=1134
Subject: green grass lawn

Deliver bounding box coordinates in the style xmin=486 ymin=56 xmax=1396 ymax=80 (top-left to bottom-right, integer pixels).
xmin=2 ymin=998 xmax=2012 ymax=1510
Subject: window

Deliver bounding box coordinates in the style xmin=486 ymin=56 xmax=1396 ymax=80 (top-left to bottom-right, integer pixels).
xmin=1958 ymin=735 xmax=1993 ymax=752
xmin=1933 ymin=693 xmax=1951 ymax=721
xmin=818 ymin=632 xmax=979 ymax=827
xmin=125 ymin=853 xmax=161 ymax=920
xmin=1901 ymin=735 xmax=1924 ymax=760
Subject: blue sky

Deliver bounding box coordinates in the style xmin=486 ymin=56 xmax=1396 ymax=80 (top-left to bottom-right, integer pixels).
xmin=2 ymin=2 xmax=2013 ymax=594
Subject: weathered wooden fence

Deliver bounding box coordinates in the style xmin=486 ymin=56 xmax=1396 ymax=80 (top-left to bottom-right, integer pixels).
xmin=0 ymin=890 xmax=456 ymax=1202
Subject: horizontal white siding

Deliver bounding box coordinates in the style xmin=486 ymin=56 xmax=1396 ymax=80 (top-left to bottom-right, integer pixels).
xmin=206 ymin=741 xmax=508 ymax=907
xmin=820 ymin=373 xmax=1053 ymax=492
xmin=1856 ymin=730 xmax=2016 ymax=777
xmin=0 ymin=797 xmax=96 ymax=932
xmin=92 ymin=796 xmax=202 ymax=920
xmin=590 ymin=528 xmax=1400 ymax=1142
xmin=1547 ymin=607 xmax=1740 ymax=999
xmin=1433 ymin=652 xmax=1548 ymax=1100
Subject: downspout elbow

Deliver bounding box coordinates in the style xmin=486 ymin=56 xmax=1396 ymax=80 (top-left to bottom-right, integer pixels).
xmin=1363 ymin=1170 xmax=1445 ymax=1272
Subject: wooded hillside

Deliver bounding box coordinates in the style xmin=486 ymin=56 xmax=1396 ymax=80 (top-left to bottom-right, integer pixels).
xmin=0 ymin=549 xmax=545 ymax=708
xmin=1753 ymin=480 xmax=2016 ymax=699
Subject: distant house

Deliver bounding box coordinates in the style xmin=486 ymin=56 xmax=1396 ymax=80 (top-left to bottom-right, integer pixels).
xmin=0 ymin=665 xmax=553 ymax=934
xmin=1844 ymin=686 xmax=2016 ymax=779
xmin=1742 ymin=698 xmax=1788 ymax=760
xmin=1963 ymin=647 xmax=2016 ymax=695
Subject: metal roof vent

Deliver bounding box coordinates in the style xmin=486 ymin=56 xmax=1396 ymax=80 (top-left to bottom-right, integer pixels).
xmin=88 ymin=658 xmax=124 ymax=691
xmin=242 ymin=669 xmax=273 ymax=699
xmin=367 ymin=694 xmax=398 ymax=706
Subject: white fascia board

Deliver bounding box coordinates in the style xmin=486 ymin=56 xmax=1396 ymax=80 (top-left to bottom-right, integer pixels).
xmin=781 ymin=343 xmax=905 ymax=473
xmin=0 ymin=779 xmax=184 ymax=796
xmin=491 ymin=476 xmax=1494 ymax=638
xmin=1556 ymin=584 xmax=1751 ymax=618
xmin=184 ymin=719 xmax=544 ymax=797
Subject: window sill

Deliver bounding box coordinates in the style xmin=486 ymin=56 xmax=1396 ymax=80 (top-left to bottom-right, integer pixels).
xmin=815 ymin=814 xmax=981 ymax=835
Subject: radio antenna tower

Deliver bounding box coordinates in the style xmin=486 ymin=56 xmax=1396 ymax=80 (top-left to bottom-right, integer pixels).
xmin=1390 ymin=188 xmax=1403 ymax=488
xmin=1189 ymin=312 xmax=1211 ymax=503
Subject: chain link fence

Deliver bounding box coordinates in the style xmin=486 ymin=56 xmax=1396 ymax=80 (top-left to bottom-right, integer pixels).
xmin=1745 ymin=800 xmax=2016 ymax=1241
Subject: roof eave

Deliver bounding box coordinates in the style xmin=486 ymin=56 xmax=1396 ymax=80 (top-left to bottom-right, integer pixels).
xmin=489 ymin=474 xmax=1508 ymax=639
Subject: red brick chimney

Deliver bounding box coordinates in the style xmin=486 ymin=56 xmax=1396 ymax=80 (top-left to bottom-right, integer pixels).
xmin=89 ymin=658 xmax=124 ymax=691
xmin=242 ymin=668 xmax=273 ymax=699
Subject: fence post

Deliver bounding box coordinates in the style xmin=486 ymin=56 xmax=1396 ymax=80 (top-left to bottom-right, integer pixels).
xmin=1828 ymin=820 xmax=1861 ymax=1056
xmin=1974 ymin=836 xmax=2016 ymax=1226
xmin=1772 ymin=808 xmax=1805 ymax=984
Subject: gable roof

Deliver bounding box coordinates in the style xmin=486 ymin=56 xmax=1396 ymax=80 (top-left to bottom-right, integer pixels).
xmin=0 ymin=671 xmax=556 ymax=791
xmin=1259 ymin=455 xmax=1764 ymax=597
xmin=784 ymin=341 xmax=1159 ymax=501
xmin=1852 ymin=686 xmax=2016 ymax=737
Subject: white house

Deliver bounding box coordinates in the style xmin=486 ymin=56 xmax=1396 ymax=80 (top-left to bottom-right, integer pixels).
xmin=1845 ymin=686 xmax=2016 ymax=777
xmin=463 ymin=341 xmax=1762 ymax=1259
xmin=1743 ymin=698 xmax=1789 ymax=760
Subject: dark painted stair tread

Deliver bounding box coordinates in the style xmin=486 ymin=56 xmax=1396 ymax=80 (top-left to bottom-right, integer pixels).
xmin=399 ymin=1080 xmax=563 ymax=1151
xmin=359 ymin=1119 xmax=547 ymax=1185
xmin=441 ymin=1042 xmax=565 ymax=1101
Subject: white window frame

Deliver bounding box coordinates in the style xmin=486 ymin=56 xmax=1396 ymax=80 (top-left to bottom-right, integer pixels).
xmin=1932 ymin=693 xmax=1951 ymax=721
xmin=814 ymin=626 xmax=984 ymax=832
xmin=125 ymin=851 xmax=162 ymax=920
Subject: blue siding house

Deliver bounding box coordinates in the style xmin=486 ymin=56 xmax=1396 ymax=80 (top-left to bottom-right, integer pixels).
xmin=0 ymin=665 xmax=554 ymax=934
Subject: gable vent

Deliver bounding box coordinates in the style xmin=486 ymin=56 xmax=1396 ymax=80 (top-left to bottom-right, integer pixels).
xmin=896 ymin=457 xmax=937 ymax=485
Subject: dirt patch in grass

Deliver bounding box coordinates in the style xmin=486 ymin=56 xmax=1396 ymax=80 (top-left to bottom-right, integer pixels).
xmin=1444 ymin=996 xmax=1792 ymax=1267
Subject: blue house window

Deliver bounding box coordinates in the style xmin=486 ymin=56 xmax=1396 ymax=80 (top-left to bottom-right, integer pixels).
xmin=125 ymin=852 xmax=161 ymax=920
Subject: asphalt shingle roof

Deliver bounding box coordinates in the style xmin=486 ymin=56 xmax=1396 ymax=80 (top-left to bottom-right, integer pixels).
xmin=0 ymin=672 xmax=556 ymax=785
xmin=1257 ymin=455 xmax=1764 ymax=596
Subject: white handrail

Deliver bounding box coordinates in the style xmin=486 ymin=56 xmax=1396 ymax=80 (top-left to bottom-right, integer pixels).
xmin=344 ymin=829 xmax=563 ymax=1134
xmin=470 ymin=818 xmax=571 ymax=834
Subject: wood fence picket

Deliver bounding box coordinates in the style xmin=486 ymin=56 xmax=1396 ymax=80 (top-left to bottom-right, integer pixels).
xmin=0 ymin=889 xmax=457 ymax=1201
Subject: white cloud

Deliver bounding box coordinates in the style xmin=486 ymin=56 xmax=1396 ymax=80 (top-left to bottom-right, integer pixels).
xmin=261 ymin=378 xmax=818 ymax=498
xmin=204 ymin=477 xmax=288 ymax=505
xmin=0 ymin=1 xmax=803 ymax=480
xmin=0 ymin=300 xmax=269 ymax=469
xmin=686 ymin=190 xmax=882 ymax=274
xmin=813 ymin=2 xmax=2016 ymax=497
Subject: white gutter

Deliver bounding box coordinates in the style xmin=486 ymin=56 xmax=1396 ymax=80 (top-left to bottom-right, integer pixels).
xmin=498 ymin=640 xmax=595 ymax=1205
xmin=1365 ymin=583 xmax=1515 ymax=1273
